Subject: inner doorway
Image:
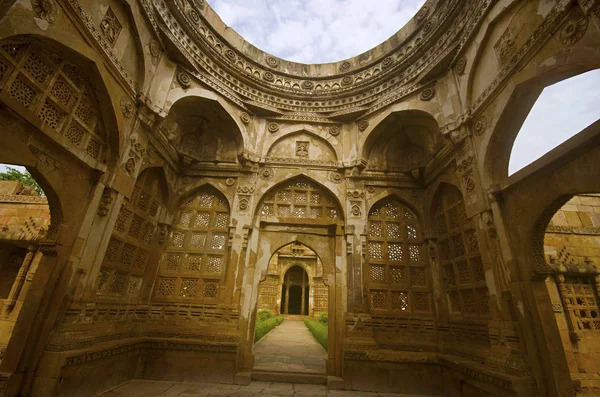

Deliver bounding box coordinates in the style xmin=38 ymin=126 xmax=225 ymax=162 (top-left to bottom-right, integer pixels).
xmin=281 ymin=266 xmax=309 ymax=315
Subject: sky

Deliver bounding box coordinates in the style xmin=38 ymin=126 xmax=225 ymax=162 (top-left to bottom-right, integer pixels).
xmin=2 ymin=1 xmax=599 ymax=178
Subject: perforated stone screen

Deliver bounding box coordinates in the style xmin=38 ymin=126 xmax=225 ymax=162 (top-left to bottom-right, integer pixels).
xmin=0 ymin=38 xmax=106 ymax=161
xmin=98 ymin=169 xmax=166 ymax=297
xmin=434 ymin=185 xmax=489 ymax=317
xmin=366 ymin=198 xmax=431 ymax=314
xmin=154 ymin=187 xmax=230 ymax=302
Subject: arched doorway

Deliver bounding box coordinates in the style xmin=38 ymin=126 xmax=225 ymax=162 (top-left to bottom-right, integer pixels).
xmin=281 ymin=266 xmax=309 ymax=315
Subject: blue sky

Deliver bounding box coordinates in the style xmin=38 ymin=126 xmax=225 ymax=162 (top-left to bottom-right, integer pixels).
xmin=2 ymin=1 xmax=599 ymax=178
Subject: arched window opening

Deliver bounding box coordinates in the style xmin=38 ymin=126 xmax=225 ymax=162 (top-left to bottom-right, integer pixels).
xmin=543 ymin=194 xmax=600 ymax=376
xmin=366 ymin=198 xmax=431 ymax=314
xmin=97 ymin=169 xmax=166 ymax=297
xmin=154 ymin=186 xmax=230 ymax=302
xmin=259 ymin=178 xmax=340 ymax=221
xmin=509 ymin=69 xmax=600 ymax=175
xmin=433 ymin=184 xmax=489 ymax=317
xmin=0 ymin=38 xmax=108 ymax=161
xmin=0 ymin=164 xmax=50 ymax=299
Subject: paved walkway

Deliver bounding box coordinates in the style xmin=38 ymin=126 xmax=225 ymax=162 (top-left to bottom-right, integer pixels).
xmin=96 ymin=380 xmax=426 ymax=396
xmin=253 ymin=317 xmax=326 ymax=374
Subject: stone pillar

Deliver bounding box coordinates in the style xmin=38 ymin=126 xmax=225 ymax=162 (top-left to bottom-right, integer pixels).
xmin=284 ymin=282 xmax=290 ymax=314
xmin=301 ymin=272 xmax=306 ymax=316
xmin=6 ymin=246 xmax=36 ymax=310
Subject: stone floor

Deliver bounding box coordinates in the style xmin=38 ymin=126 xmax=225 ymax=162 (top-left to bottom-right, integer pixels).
xmin=95 ymin=380 xmax=430 ymax=396
xmin=253 ymin=317 xmax=326 ymax=374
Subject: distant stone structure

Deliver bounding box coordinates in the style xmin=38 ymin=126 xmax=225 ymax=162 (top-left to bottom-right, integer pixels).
xmin=0 ymin=0 xmax=598 ymax=396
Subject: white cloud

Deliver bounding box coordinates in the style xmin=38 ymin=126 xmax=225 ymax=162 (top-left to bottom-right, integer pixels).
xmin=207 ymin=0 xmax=425 ymax=63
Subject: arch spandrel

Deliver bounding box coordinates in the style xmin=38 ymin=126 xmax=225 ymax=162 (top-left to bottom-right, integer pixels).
xmin=260 ymin=124 xmax=342 ymax=163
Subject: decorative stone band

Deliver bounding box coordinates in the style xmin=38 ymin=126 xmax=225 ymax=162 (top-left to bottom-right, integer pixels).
xmin=0 ymin=194 xmax=48 ymax=204
xmin=64 ymin=339 xmax=238 ymax=366
xmin=546 ymin=225 xmax=600 ymax=235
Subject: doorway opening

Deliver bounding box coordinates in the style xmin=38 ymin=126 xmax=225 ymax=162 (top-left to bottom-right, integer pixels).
xmin=253 ymin=241 xmax=328 ymax=376
xmin=281 ymin=266 xmax=309 ymax=315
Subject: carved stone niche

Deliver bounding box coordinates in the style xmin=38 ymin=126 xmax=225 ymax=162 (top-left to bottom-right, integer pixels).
xmin=364 ymin=110 xmax=445 ymax=173
xmin=161 ymin=97 xmax=243 ymax=165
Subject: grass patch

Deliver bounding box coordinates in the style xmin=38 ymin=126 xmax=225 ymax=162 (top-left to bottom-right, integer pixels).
xmin=254 ymin=310 xmax=284 ymax=342
xmin=304 ymin=317 xmax=328 ymax=351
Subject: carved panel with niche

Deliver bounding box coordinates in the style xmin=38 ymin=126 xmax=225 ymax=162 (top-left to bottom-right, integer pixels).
xmin=267 ymin=132 xmax=337 ymax=164
xmin=160 ymin=97 xmax=242 ymax=165
xmin=365 ymin=111 xmax=445 ymax=173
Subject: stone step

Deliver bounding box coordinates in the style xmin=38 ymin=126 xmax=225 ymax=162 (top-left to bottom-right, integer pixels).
xmin=251 ymin=370 xmax=327 ymax=385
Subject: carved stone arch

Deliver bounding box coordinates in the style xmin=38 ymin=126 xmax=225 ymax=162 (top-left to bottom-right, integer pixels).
xmin=265 ymin=237 xmax=334 ymax=278
xmin=262 ymin=124 xmax=342 ymax=162
xmin=137 ymin=164 xmax=173 ymax=205
xmin=359 ymin=109 xmax=444 ymax=173
xmin=465 ymin=0 xmax=530 ymax=107
xmin=424 ymin=176 xmax=464 ymax=237
xmin=482 ymin=48 xmax=600 ymax=185
xmin=112 ymin=0 xmax=154 ymax=92
xmin=174 ymin=182 xmax=231 ymax=214
xmin=26 ymin=166 xmax=63 ymax=242
xmin=253 ymin=174 xmax=345 ymax=224
xmin=366 ymin=192 xmax=424 ymax=234
xmin=0 ymin=33 xmax=124 ymax=165
xmin=160 ymin=95 xmax=246 ymax=164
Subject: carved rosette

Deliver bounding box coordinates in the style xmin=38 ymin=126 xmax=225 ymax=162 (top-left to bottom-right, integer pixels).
xmin=267 ymin=122 xmax=279 ymax=133
xmin=474 ymin=115 xmax=488 ymax=136
xmin=420 ymin=87 xmax=435 ymax=101
xmin=339 ymin=61 xmax=353 ymax=72
xmin=455 ymin=56 xmax=467 ymax=75
xmin=560 ymin=9 xmax=588 ymax=47
xmin=225 ymin=178 xmax=235 ymax=187
xmin=328 ymin=171 xmax=344 ymax=184
xmin=260 ymin=167 xmax=274 ymax=180
xmin=240 ymin=112 xmax=252 ymax=124
xmin=265 ymin=56 xmax=279 ymax=68
xmin=177 ymin=71 xmax=192 ymax=88
xmin=150 ymin=40 xmax=161 ymax=58
xmin=329 ymin=126 xmax=341 ymax=136
xmin=358 ymin=120 xmax=369 ymax=131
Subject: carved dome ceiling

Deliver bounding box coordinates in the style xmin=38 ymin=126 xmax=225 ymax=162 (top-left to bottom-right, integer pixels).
xmin=146 ymin=0 xmax=485 ymax=122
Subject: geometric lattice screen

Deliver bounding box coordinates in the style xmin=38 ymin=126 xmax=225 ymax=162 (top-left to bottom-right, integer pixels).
xmin=97 ymin=169 xmax=166 ymax=297
xmin=0 ymin=37 xmax=106 ymax=161
xmin=366 ymin=198 xmax=432 ymax=314
xmin=434 ymin=184 xmax=489 ymax=317
xmin=563 ymin=276 xmax=600 ymax=331
xmin=259 ymin=178 xmax=341 ymax=221
xmin=153 ymin=187 xmax=230 ymax=302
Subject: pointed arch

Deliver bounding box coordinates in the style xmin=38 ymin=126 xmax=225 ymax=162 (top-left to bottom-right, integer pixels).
xmin=255 ymin=175 xmax=344 ymax=223
xmin=0 ymin=35 xmax=124 ymax=165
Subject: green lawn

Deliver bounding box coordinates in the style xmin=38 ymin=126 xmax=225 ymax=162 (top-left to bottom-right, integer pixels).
xmin=304 ymin=314 xmax=328 ymax=351
xmin=254 ymin=310 xmax=284 ymax=342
